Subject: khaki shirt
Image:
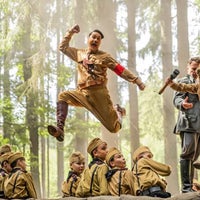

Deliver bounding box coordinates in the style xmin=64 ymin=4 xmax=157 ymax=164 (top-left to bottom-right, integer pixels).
xmin=170 ymin=82 xmax=200 ymax=99
xmin=133 ymin=158 xmax=171 ymax=194
xmin=59 ymin=31 xmax=139 ymax=89
xmin=0 ymin=169 xmax=8 ymax=198
xmin=107 ymin=168 xmax=136 ymax=196
xmin=4 ymin=168 xmax=37 ymax=199
xmin=62 ymin=173 xmax=81 ymax=197
xmin=76 ymin=162 xmax=109 ymax=197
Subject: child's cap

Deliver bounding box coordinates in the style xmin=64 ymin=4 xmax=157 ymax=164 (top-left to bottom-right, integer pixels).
xmin=132 ymin=146 xmax=153 ymax=163
xmin=0 ymin=144 xmax=12 ymax=155
xmin=0 ymin=152 xmax=12 ymax=164
xmin=105 ymin=147 xmax=121 ymax=166
xmin=69 ymin=151 xmax=85 ymax=164
xmin=8 ymin=152 xmax=25 ymax=165
xmin=87 ymin=138 xmax=107 ymax=155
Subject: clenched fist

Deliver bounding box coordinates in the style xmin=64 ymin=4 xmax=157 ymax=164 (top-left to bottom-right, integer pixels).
xmin=69 ymin=24 xmax=80 ymax=34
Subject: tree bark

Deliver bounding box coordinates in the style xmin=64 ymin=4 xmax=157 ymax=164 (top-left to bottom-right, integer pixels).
xmin=160 ymin=0 xmax=179 ymax=194
xmin=176 ymin=0 xmax=189 ymax=76
xmin=97 ymin=0 xmax=119 ymax=148
xmin=127 ymin=0 xmax=140 ymax=162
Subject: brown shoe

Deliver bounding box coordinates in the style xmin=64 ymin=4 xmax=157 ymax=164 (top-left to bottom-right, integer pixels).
xmin=47 ymin=125 xmax=64 ymax=142
xmin=115 ymin=104 xmax=126 ymax=117
xmin=193 ymin=160 xmax=200 ymax=169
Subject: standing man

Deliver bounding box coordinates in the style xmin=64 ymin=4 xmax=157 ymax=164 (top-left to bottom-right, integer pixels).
xmin=47 ymin=24 xmax=145 ymax=142
xmin=173 ymin=57 xmax=200 ymax=193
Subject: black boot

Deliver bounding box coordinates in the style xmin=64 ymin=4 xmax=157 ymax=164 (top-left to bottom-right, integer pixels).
xmin=180 ymin=159 xmax=194 ymax=193
xmin=47 ymin=101 xmax=68 ymax=142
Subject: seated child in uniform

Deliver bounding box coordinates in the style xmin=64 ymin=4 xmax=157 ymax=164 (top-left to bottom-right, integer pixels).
xmin=4 ymin=152 xmax=37 ymax=199
xmin=62 ymin=151 xmax=85 ymax=197
xmin=105 ymin=147 xmax=136 ymax=196
xmin=76 ymin=137 xmax=110 ymax=197
xmin=132 ymin=146 xmax=171 ymax=198
xmin=0 ymin=152 xmax=12 ymax=198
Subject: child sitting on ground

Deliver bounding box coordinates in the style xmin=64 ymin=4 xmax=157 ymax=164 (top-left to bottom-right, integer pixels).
xmin=4 ymin=152 xmax=37 ymax=199
xmin=105 ymin=147 xmax=136 ymax=196
xmin=0 ymin=152 xmax=12 ymax=198
xmin=76 ymin=137 xmax=109 ymax=197
xmin=132 ymin=146 xmax=171 ymax=198
xmin=62 ymin=151 xmax=85 ymax=197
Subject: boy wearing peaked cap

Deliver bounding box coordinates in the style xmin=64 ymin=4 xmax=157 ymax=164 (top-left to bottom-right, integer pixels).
xmin=4 ymin=152 xmax=37 ymax=199
xmin=0 ymin=152 xmax=12 ymax=198
xmin=76 ymin=137 xmax=110 ymax=197
xmin=132 ymin=146 xmax=171 ymax=198
xmin=105 ymin=147 xmax=136 ymax=196
xmin=62 ymin=151 xmax=85 ymax=197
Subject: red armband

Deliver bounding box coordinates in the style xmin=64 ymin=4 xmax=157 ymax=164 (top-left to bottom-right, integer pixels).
xmin=114 ymin=64 xmax=125 ymax=75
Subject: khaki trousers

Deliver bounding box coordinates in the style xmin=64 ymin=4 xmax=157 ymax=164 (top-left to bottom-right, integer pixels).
xmin=58 ymin=85 xmax=121 ymax=133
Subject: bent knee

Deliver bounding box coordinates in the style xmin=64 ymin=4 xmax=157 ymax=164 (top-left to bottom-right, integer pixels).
xmin=58 ymin=91 xmax=70 ymax=101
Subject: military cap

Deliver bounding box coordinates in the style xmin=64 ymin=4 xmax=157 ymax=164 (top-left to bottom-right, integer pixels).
xmin=87 ymin=138 xmax=107 ymax=155
xmin=0 ymin=152 xmax=12 ymax=164
xmin=105 ymin=147 xmax=121 ymax=166
xmin=0 ymin=144 xmax=12 ymax=155
xmin=8 ymin=152 xmax=25 ymax=165
xmin=132 ymin=146 xmax=153 ymax=163
xmin=69 ymin=151 xmax=85 ymax=164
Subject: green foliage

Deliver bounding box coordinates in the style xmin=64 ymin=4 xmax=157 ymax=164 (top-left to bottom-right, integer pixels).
xmin=66 ymin=109 xmax=101 ymax=138
xmin=57 ymin=64 xmax=74 ymax=88
xmin=1 ymin=0 xmax=200 ymax=197
xmin=0 ymin=135 xmax=10 ymax=146
xmin=138 ymin=68 xmax=166 ymax=161
xmin=137 ymin=0 xmax=161 ymax=59
xmin=195 ymin=0 xmax=200 ymax=7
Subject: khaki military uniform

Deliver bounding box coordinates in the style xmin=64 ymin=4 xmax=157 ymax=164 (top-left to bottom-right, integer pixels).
xmin=106 ymin=168 xmax=136 ymax=196
xmin=76 ymin=161 xmax=109 ymax=197
xmin=58 ymin=31 xmax=140 ymax=133
xmin=62 ymin=172 xmax=81 ymax=197
xmin=4 ymin=168 xmax=37 ymax=199
xmin=0 ymin=169 xmax=8 ymax=198
xmin=133 ymin=157 xmax=171 ymax=194
xmin=170 ymin=82 xmax=200 ymax=99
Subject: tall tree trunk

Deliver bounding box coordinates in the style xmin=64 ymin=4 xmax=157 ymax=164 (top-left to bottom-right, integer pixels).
xmin=56 ymin=0 xmax=64 ymax=196
xmin=20 ymin=1 xmax=42 ymax=197
xmin=2 ymin=16 xmax=12 ymax=140
xmin=38 ymin=0 xmax=49 ymax=197
xmin=160 ymin=0 xmax=179 ymax=194
xmin=97 ymin=0 xmax=119 ymax=148
xmin=127 ymin=0 xmax=140 ymax=159
xmin=176 ymin=0 xmax=189 ymax=76
xmin=74 ymin=0 xmax=88 ymax=156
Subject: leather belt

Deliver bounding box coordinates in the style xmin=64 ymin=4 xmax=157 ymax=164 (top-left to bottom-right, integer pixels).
xmin=142 ymin=186 xmax=162 ymax=196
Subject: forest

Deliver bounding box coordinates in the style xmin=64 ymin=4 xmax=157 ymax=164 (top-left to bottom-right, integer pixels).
xmin=0 ymin=0 xmax=200 ymax=198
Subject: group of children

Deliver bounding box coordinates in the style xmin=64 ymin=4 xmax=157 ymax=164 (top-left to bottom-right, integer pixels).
xmin=62 ymin=137 xmax=172 ymax=198
xmin=1 ymin=137 xmax=200 ymax=199
xmin=0 ymin=144 xmax=37 ymax=199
